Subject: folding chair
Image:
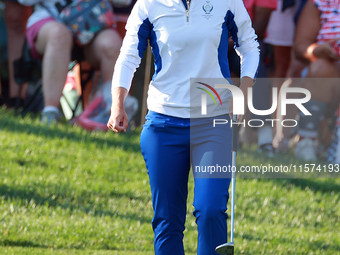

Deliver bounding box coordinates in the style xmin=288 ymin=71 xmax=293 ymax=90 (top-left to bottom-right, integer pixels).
xmin=14 ymin=41 xmax=96 ymax=119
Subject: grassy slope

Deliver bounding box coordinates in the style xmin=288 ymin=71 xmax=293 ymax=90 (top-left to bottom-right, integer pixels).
xmin=0 ymin=107 xmax=339 ymax=254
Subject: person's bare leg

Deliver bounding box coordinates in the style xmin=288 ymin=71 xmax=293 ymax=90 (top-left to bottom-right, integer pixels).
xmin=4 ymin=2 xmax=31 ymax=99
xmin=294 ymin=59 xmax=340 ymax=160
xmin=273 ymin=46 xmax=291 ymax=80
xmin=35 ymin=21 xmax=73 ymax=108
xmin=83 ymin=29 xmax=122 ymax=82
xmin=270 ymin=46 xmax=291 ymax=146
xmin=277 ymin=59 xmax=339 ymax=142
xmin=254 ymin=46 xmax=291 ymax=154
xmin=305 ymin=59 xmax=340 ymax=101
xmin=286 ymin=50 xmax=306 ymax=78
xmin=273 ymin=78 xmax=301 ymax=149
xmin=273 ymin=51 xmax=306 ymax=149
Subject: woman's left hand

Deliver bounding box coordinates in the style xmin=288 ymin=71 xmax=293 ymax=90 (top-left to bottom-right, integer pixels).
xmin=229 ymin=76 xmax=254 ymax=121
xmin=107 ymin=87 xmax=129 ymax=133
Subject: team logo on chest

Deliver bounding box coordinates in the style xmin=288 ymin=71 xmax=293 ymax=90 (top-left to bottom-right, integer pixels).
xmin=202 ymin=1 xmax=213 ymax=19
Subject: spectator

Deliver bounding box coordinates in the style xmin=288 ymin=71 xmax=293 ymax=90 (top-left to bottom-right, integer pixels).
xmin=0 ymin=68 xmax=2 ymax=106
xmin=4 ymin=0 xmax=31 ymax=108
xmin=0 ymin=1 xmax=30 ymax=107
xmin=0 ymin=50 xmax=2 ymax=105
xmin=18 ymin=0 xmax=122 ymax=125
xmin=264 ymin=0 xmax=306 ymax=152
xmin=293 ymin=0 xmax=340 ymax=160
xmin=230 ymin=0 xmax=277 ymax=155
xmin=264 ymin=0 xmax=300 ymax=79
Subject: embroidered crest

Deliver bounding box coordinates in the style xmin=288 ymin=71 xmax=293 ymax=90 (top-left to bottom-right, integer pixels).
xmin=202 ymin=1 xmax=213 ymax=15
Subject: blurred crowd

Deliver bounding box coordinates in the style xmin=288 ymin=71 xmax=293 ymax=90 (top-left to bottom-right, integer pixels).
xmin=0 ymin=0 xmax=137 ymax=127
xmin=233 ymin=0 xmax=340 ymax=164
xmin=0 ymin=0 xmax=340 ymax=163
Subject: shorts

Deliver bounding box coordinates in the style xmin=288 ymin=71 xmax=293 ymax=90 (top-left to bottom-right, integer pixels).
xmin=26 ymin=17 xmax=55 ymax=60
xmin=264 ymin=0 xmax=298 ymax=47
xmin=26 ymin=17 xmax=118 ymax=60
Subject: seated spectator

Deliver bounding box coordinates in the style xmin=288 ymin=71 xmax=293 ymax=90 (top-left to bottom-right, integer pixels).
xmin=18 ymin=0 xmax=122 ymax=125
xmin=293 ymin=0 xmax=340 ymax=160
xmin=0 ymin=0 xmax=31 ymax=107
xmin=5 ymin=0 xmax=31 ymax=108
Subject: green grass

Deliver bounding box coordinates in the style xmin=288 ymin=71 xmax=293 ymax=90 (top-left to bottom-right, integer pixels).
xmin=0 ymin=107 xmax=339 ymax=254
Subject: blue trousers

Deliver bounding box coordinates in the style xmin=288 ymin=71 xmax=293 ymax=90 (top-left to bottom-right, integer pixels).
xmin=140 ymin=111 xmax=232 ymax=255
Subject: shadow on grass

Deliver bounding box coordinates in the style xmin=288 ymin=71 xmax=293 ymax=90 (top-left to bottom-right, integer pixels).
xmin=0 ymin=240 xmax=47 ymax=249
xmin=0 ymin=117 xmax=140 ymax=153
xmin=236 ymin=233 xmax=340 ymax=252
xmin=0 ymin=184 xmax=152 ymax=224
xmin=309 ymin=240 xmax=340 ymax=252
xmin=270 ymin=178 xmax=340 ymax=194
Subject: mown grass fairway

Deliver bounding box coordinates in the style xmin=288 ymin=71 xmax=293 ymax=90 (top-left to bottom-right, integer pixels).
xmin=0 ymin=107 xmax=339 ymax=254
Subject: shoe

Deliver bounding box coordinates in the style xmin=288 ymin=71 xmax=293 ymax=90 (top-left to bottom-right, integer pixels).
xmin=258 ymin=143 xmax=275 ymax=157
xmin=0 ymin=96 xmax=5 ymax=106
xmin=295 ymin=138 xmax=317 ymax=161
xmin=41 ymin=110 xmax=60 ymax=125
xmin=276 ymin=138 xmax=289 ymax=154
xmin=5 ymin=97 xmax=24 ymax=109
xmin=326 ymin=126 xmax=340 ymax=164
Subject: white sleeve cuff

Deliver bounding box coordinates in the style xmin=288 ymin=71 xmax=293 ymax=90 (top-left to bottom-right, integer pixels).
xmin=240 ymin=49 xmax=260 ymax=79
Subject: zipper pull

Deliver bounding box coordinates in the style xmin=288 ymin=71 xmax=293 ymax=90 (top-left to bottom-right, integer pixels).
xmin=186 ymin=0 xmax=190 ymax=22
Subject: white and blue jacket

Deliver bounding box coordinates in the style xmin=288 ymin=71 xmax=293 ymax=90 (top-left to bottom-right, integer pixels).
xmin=112 ymin=0 xmax=260 ymax=118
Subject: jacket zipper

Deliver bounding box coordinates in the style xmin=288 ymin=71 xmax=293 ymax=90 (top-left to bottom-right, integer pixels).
xmin=186 ymin=0 xmax=190 ymax=22
xmin=182 ymin=0 xmax=191 ymax=22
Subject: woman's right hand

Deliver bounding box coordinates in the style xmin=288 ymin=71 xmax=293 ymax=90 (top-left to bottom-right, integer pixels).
xmin=107 ymin=106 xmax=128 ymax=133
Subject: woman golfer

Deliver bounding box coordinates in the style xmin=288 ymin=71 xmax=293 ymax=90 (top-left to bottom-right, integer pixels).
xmin=108 ymin=0 xmax=259 ymax=254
